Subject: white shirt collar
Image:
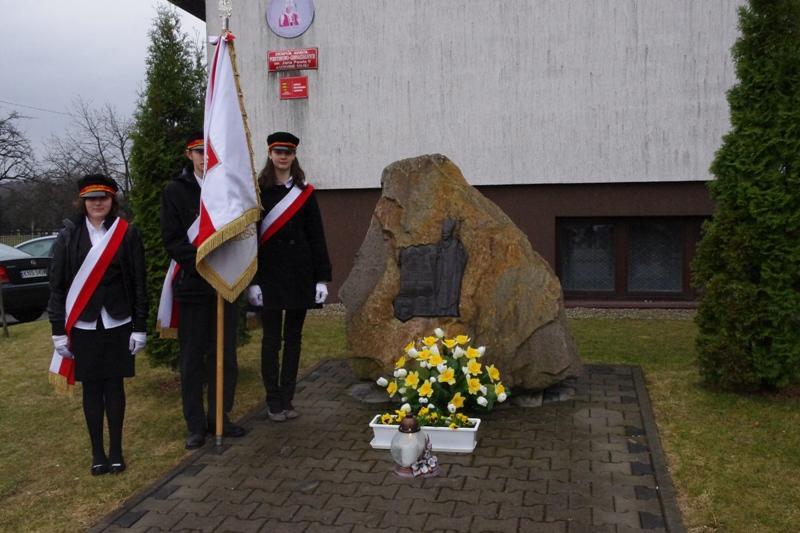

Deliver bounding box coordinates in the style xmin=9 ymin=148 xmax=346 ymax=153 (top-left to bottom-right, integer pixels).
xmin=282 ymin=176 xmax=294 ymax=189
xmin=195 ymin=173 xmax=203 ymax=189
xmin=84 ymin=218 xmax=107 ymax=246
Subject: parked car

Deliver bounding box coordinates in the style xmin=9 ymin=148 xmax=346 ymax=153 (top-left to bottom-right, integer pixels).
xmin=0 ymin=243 xmax=51 ymax=323
xmin=15 ymin=234 xmax=57 ymax=258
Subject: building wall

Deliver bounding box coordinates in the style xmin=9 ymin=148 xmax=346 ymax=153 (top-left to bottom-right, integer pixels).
xmin=317 ymin=181 xmax=714 ymax=303
xmin=207 ymin=0 xmax=743 ymax=189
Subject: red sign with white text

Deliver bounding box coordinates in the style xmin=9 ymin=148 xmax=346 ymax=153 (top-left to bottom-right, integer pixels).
xmin=279 ymin=76 xmax=308 ymax=100
xmin=268 ymin=48 xmax=318 ymax=72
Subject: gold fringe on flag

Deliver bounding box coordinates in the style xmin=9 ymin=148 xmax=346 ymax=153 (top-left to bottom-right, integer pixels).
xmin=48 ymin=371 xmax=74 ymax=397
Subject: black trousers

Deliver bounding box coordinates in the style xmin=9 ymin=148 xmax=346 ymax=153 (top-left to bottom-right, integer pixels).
xmin=177 ymin=296 xmax=238 ymax=434
xmin=260 ymin=308 xmax=307 ymax=412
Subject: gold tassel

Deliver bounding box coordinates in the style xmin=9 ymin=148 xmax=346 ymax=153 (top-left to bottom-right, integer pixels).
xmin=48 ymin=372 xmax=75 ymax=397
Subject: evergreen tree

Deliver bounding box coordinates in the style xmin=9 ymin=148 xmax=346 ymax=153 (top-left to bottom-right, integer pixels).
xmin=693 ymin=0 xmax=800 ymax=390
xmin=130 ymin=6 xmax=206 ymax=368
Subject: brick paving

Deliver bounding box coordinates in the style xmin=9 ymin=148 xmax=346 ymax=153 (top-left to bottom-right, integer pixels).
xmin=92 ymin=361 xmax=684 ymax=532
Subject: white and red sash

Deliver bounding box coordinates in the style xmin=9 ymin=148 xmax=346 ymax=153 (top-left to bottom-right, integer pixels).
xmin=48 ymin=217 xmax=129 ymax=390
xmin=156 ymin=218 xmax=200 ymax=338
xmin=259 ymin=183 xmax=314 ymax=245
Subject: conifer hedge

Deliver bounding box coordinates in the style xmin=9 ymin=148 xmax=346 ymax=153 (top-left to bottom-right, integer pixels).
xmin=130 ymin=7 xmax=206 ymax=368
xmin=693 ymin=0 xmax=800 ymax=390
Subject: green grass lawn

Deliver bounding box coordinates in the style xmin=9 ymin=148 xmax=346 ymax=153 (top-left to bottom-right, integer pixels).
xmin=0 ymin=314 xmax=797 ymax=532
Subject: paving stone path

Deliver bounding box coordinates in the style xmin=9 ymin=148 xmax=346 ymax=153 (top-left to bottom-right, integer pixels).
xmin=92 ymin=361 xmax=684 ymax=532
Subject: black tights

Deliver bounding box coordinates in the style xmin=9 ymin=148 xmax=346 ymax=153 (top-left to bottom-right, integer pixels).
xmin=82 ymin=378 xmax=126 ymax=465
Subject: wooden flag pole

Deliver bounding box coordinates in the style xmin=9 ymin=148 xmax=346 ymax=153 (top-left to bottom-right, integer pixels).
xmin=215 ymin=292 xmax=224 ymax=446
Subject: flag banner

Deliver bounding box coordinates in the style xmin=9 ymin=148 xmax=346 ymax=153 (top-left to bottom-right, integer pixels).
xmin=195 ymin=32 xmax=261 ymax=302
xmin=258 ymin=183 xmax=314 ymax=245
xmin=49 ymin=217 xmax=129 ymax=393
xmin=156 ymin=218 xmax=199 ymax=338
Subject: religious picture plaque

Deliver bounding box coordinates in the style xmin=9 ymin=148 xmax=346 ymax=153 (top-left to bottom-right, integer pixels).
xmin=394 ymin=219 xmax=467 ymax=322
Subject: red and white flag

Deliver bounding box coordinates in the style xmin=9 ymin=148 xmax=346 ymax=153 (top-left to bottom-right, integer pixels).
xmin=195 ymin=32 xmax=260 ymax=302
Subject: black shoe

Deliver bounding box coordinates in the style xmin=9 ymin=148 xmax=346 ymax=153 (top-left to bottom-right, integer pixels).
xmin=223 ymin=422 xmax=246 ymax=437
xmin=109 ymin=461 xmax=126 ymax=474
xmin=185 ymin=433 xmax=206 ymax=450
xmin=90 ymin=462 xmax=109 ymax=476
xmin=206 ymin=420 xmax=247 ymax=438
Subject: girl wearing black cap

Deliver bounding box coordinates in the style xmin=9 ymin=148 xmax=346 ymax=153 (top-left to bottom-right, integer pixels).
xmin=248 ymin=132 xmax=332 ymax=421
xmin=48 ymin=174 xmax=148 ymax=475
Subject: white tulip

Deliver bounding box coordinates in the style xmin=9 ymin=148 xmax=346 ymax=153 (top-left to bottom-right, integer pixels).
xmin=462 ymin=366 xmax=469 ymax=375
xmin=407 ymin=348 xmax=419 ymax=358
xmin=437 ymin=363 xmax=447 ymax=373
xmin=430 ymin=345 xmax=440 ymax=356
xmin=478 ymin=346 xmax=486 ymax=356
xmin=420 ymin=397 xmax=429 ymax=404
xmin=399 ymin=387 xmax=407 ymax=394
xmin=401 ymin=396 xmax=407 ymax=402
xmin=401 ymin=403 xmax=411 ymax=412
xmin=376 ymin=377 xmax=388 ymax=387
xmin=447 ymin=403 xmax=456 ymax=413
xmin=453 ymin=346 xmax=465 ymax=359
xmin=429 ymin=376 xmax=436 ymax=383
xmin=477 ymin=396 xmax=488 ymax=407
xmin=394 ymin=368 xmax=407 ymax=378
xmin=480 ymin=386 xmax=487 ymax=395
xmin=497 ymin=392 xmax=507 ymax=402
xmin=434 ymin=328 xmax=445 ymax=338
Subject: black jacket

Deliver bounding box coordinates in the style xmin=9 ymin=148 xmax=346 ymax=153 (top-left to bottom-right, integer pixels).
xmin=160 ymin=167 xmax=215 ymax=302
xmin=256 ymin=183 xmax=332 ymax=309
xmin=48 ymin=215 xmax=148 ymax=336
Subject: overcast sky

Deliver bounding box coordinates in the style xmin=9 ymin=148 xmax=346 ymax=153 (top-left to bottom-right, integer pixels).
xmin=0 ymin=0 xmax=206 ymax=158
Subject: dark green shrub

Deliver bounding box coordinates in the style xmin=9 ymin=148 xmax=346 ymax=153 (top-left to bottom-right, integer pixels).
xmin=129 ymin=6 xmax=205 ymax=368
xmin=693 ymin=0 xmax=800 ymax=390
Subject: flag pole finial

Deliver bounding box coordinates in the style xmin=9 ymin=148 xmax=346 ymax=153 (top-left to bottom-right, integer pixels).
xmin=219 ymin=0 xmax=232 ymax=30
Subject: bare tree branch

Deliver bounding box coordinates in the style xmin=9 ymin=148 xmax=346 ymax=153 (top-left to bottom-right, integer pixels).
xmin=0 ymin=112 xmax=35 ymax=183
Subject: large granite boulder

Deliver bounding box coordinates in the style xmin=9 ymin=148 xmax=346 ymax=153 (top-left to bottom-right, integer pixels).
xmin=339 ymin=154 xmax=581 ymax=390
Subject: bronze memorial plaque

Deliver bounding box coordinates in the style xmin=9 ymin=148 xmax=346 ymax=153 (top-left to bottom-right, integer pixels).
xmin=394 ymin=219 xmax=467 ymax=322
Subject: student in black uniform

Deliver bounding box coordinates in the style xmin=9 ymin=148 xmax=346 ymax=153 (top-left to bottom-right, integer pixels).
xmin=48 ymin=174 xmax=147 ymax=475
xmin=248 ymin=131 xmax=332 ymax=422
xmin=160 ymin=132 xmax=246 ymax=449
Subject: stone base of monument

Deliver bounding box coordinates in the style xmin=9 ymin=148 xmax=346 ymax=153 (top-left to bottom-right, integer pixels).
xmin=369 ymin=415 xmax=481 ymax=453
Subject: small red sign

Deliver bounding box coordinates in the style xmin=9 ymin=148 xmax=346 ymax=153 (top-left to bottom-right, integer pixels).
xmin=279 ymin=76 xmax=308 ymax=100
xmin=268 ymin=48 xmax=318 ymax=72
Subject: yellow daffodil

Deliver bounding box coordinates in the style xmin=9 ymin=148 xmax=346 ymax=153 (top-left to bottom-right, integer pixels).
xmin=457 ymin=413 xmax=469 ymax=422
xmin=443 ymin=338 xmax=457 ymax=349
xmin=430 ymin=412 xmax=439 ymax=420
xmin=486 ymin=364 xmax=500 ymax=382
xmin=429 ymin=353 xmax=444 ymax=367
xmin=423 ymin=336 xmax=437 ymax=347
xmin=449 ymin=423 xmax=458 ymax=429
xmin=418 ymin=380 xmax=434 ymax=397
xmin=468 ymin=378 xmax=481 ymax=395
xmin=450 ymin=392 xmax=465 ymax=408
xmin=418 ymin=349 xmax=430 ymax=361
xmin=438 ymin=367 xmax=456 ymax=385
xmin=455 ymin=334 xmax=471 ymax=345
xmin=467 ymin=359 xmax=482 ymax=375
xmin=395 ymin=356 xmax=406 ymax=369
xmin=418 ymin=406 xmax=430 ymax=417
xmin=394 ymin=408 xmax=406 ymax=419
xmin=495 ymin=383 xmax=506 ymax=396
xmin=387 ymin=381 xmax=398 ymax=397
xmin=405 ymin=371 xmax=420 ymax=389
xmin=466 ymin=346 xmax=480 ymax=359
xmin=404 ymin=341 xmax=415 ymax=353
xmin=381 ymin=413 xmax=394 ymax=424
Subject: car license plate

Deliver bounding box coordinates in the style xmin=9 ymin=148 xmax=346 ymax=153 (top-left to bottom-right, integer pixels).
xmin=21 ymin=269 xmax=47 ymax=279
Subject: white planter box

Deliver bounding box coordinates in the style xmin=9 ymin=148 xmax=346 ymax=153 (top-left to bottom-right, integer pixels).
xmin=368 ymin=414 xmax=481 ymax=453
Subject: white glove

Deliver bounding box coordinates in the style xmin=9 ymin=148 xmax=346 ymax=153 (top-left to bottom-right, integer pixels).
xmin=315 ymin=282 xmax=328 ymax=304
xmin=129 ymin=332 xmax=147 ymax=355
xmin=52 ymin=335 xmax=73 ymax=359
xmin=247 ymin=285 xmax=263 ymax=306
